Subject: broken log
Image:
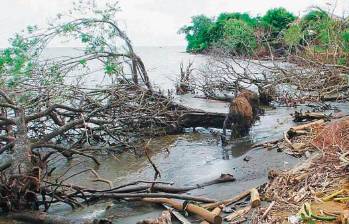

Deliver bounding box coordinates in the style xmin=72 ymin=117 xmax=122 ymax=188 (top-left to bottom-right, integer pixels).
xmin=250 ymin=188 xmax=260 ymax=208
xmin=6 ymin=211 xmax=110 ymax=224
xmin=143 ymin=198 xmax=222 ymax=224
xmin=178 ymin=112 xmax=226 ymax=129
xmin=288 ymin=119 xmax=325 ymax=136
xmin=200 ymin=206 xmax=223 ymax=224
xmin=193 ymin=95 xmax=233 ymax=102
xmin=202 ymin=190 xmax=250 ymax=210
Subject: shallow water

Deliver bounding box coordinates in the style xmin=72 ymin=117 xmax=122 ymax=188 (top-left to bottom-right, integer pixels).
xmin=44 ymin=104 xmax=308 ymax=223
xmin=3 ymin=46 xmax=349 ymax=223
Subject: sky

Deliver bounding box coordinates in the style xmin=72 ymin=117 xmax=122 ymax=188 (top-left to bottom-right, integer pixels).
xmin=0 ymin=0 xmax=348 ymax=47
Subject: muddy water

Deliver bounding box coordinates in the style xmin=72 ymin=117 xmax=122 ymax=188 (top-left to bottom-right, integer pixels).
xmin=46 ymin=100 xmax=349 ymax=224
xmin=44 ymin=100 xmax=316 ymax=223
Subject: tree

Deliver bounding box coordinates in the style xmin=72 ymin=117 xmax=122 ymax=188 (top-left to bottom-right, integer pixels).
xmin=0 ymin=0 xmax=185 ymax=213
xmin=301 ymin=9 xmax=329 ymax=26
xmin=262 ymin=8 xmax=296 ymax=35
xmin=179 ymin=15 xmax=213 ymax=52
xmin=208 ymin=12 xmax=257 ymax=44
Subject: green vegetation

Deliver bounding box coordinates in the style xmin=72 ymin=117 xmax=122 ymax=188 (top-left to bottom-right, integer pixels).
xmin=180 ymin=7 xmax=296 ymax=54
xmin=0 ymin=1 xmax=134 ymax=90
xmin=261 ymin=8 xmax=296 ymax=34
xmin=180 ymin=8 xmax=349 ymax=65
xmin=221 ymin=19 xmax=257 ymax=54
xmin=179 ymin=15 xmax=213 ymax=53
xmin=283 ymin=24 xmax=303 ymax=48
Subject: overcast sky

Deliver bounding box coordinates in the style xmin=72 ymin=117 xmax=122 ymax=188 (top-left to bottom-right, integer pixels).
xmin=0 ymin=0 xmax=348 ymax=47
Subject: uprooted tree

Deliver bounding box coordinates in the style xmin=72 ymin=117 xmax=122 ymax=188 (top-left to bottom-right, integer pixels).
xmin=0 ymin=1 xmax=214 ymax=217
xmin=0 ymin=1 xmax=158 ymax=170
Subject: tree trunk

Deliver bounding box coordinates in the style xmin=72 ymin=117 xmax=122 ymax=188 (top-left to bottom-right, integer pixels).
xmin=10 ymin=107 xmax=32 ymax=174
xmin=178 ymin=112 xmax=226 ymax=129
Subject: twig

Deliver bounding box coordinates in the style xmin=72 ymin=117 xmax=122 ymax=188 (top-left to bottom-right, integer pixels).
xmin=261 ymin=201 xmax=275 ymax=220
xmin=144 ymin=139 xmax=161 ymax=180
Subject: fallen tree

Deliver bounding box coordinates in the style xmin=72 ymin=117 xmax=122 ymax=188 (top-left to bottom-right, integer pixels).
xmin=0 ymin=1 xmax=233 ymax=221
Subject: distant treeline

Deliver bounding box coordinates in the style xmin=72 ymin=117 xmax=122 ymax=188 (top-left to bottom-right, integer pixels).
xmin=179 ymin=8 xmax=349 ymax=65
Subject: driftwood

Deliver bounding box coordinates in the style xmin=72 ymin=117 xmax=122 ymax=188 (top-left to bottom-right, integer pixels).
xmin=200 ymin=206 xmax=223 ymax=224
xmin=6 ymin=211 xmax=110 ymax=224
xmin=163 ymin=204 xmax=192 ymax=224
xmin=261 ymin=201 xmax=275 ymax=220
xmin=288 ymin=119 xmax=325 ymax=136
xmin=178 ymin=112 xmax=226 ymax=129
xmin=222 ymin=189 xmax=259 ymax=222
xmin=202 ymin=190 xmax=250 ymax=210
xmin=143 ymin=198 xmax=222 ymax=224
xmin=93 ymin=192 xmax=216 ymax=203
xmin=194 ymin=95 xmax=233 ymax=102
xmin=284 ymin=132 xmax=302 ymax=151
xmin=111 ymin=174 xmax=235 ymax=194
xmin=250 ymin=188 xmax=261 ymax=208
xmin=224 ymin=206 xmax=251 ymax=222
xmin=293 ymin=111 xmax=327 ymax=122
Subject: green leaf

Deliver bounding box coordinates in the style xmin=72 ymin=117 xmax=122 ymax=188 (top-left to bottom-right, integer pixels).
xmin=79 ymin=59 xmax=87 ymax=65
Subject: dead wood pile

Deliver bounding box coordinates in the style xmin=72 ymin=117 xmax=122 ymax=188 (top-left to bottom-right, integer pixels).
xmin=251 ymin=117 xmax=349 ymax=223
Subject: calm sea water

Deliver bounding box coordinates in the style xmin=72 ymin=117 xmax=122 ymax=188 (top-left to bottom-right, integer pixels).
xmin=135 ymin=46 xmax=206 ymax=91
xmin=42 ymin=46 xmax=202 ymax=90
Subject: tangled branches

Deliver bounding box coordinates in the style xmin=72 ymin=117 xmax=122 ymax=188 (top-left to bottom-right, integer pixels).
xmin=0 ymin=0 xmax=187 ymax=214
xmin=194 ymin=48 xmax=349 ymax=105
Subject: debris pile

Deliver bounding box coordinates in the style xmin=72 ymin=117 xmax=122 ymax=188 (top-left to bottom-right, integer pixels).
xmin=251 ymin=116 xmax=349 ymax=223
